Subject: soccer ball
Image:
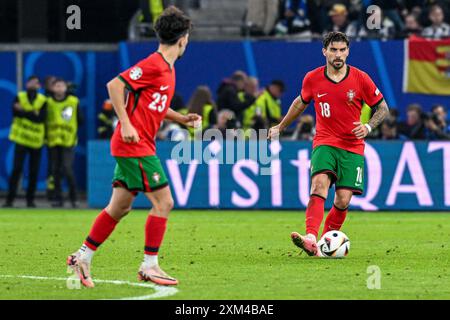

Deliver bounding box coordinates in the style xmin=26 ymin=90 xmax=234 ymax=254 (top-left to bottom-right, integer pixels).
xmin=317 ymin=231 xmax=350 ymax=258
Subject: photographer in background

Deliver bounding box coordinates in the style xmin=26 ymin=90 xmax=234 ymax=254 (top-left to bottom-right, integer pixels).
xmin=215 ymin=109 xmax=237 ymax=139
xmin=425 ymin=104 xmax=450 ymax=140
xmin=97 ymin=99 xmax=118 ymax=139
xmin=398 ymin=103 xmax=427 ymax=140
xmin=380 ymin=119 xmax=402 ymax=140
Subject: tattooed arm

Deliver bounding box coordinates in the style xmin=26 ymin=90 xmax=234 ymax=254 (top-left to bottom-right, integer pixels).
xmin=368 ymin=100 xmax=390 ymax=130
xmin=352 ymin=100 xmax=389 ymax=139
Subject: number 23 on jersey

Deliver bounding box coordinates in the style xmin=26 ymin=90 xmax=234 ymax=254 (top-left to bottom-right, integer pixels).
xmin=148 ymin=92 xmax=168 ymax=113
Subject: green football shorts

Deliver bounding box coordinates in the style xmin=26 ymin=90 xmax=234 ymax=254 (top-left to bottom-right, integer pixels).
xmin=310 ymin=145 xmax=365 ymax=195
xmin=112 ymin=156 xmax=169 ymax=195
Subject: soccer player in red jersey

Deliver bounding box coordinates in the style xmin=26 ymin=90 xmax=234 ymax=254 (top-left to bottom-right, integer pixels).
xmin=67 ymin=7 xmax=200 ymax=287
xmin=269 ymin=32 xmax=389 ymax=256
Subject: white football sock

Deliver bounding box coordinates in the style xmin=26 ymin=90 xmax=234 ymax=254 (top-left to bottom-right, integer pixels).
xmin=78 ymin=244 xmax=95 ymax=263
xmin=143 ymin=254 xmax=158 ymax=267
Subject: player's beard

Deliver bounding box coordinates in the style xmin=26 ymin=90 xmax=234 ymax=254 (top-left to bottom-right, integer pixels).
xmin=331 ymin=59 xmax=345 ymax=70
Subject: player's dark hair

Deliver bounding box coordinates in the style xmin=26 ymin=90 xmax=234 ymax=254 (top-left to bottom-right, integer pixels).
xmin=323 ymin=31 xmax=350 ymax=49
xmin=154 ymin=6 xmax=193 ymax=46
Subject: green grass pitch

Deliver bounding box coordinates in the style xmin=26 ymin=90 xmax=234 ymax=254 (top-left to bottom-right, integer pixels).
xmin=0 ymin=209 xmax=449 ymax=300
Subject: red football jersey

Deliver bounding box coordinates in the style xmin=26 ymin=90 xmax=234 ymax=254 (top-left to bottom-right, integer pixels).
xmin=111 ymin=52 xmax=176 ymax=157
xmin=300 ymin=65 xmax=384 ymax=155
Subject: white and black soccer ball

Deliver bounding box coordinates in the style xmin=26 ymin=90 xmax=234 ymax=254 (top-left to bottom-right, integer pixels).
xmin=317 ymin=231 xmax=350 ymax=258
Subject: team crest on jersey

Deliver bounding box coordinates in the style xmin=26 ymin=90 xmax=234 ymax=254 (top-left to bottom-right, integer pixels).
xmin=129 ymin=67 xmax=143 ymax=80
xmin=347 ymin=90 xmax=356 ymax=102
xmin=152 ymin=172 xmax=161 ymax=183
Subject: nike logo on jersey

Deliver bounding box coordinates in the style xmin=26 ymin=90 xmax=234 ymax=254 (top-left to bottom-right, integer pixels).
xmin=160 ymin=85 xmax=170 ymax=91
xmin=317 ymin=93 xmax=328 ymax=98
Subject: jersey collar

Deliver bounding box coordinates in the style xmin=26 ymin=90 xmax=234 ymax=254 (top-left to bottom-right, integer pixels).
xmin=324 ymin=65 xmax=350 ymax=84
xmin=156 ymin=51 xmax=173 ymax=71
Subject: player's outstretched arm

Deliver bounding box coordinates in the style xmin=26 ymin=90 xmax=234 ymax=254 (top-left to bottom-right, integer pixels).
xmin=106 ymin=77 xmax=140 ymax=143
xmin=352 ymin=99 xmax=389 ymax=139
xmin=166 ymin=108 xmax=202 ymax=128
xmin=268 ymin=96 xmax=308 ymax=140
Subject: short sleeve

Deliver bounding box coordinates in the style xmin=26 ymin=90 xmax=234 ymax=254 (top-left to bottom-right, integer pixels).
xmin=300 ymin=72 xmax=313 ymax=104
xmin=361 ymin=72 xmax=384 ymax=108
xmin=118 ymin=60 xmax=154 ymax=92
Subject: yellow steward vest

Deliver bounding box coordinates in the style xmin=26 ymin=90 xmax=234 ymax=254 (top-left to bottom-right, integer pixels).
xmin=243 ymin=90 xmax=281 ymax=129
xmin=9 ymin=92 xmax=46 ymax=149
xmin=46 ymin=95 xmax=79 ymax=147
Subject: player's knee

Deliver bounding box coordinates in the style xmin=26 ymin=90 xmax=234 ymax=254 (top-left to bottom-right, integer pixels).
xmin=335 ymin=196 xmax=351 ymax=209
xmin=154 ymin=197 xmax=174 ymax=215
xmin=163 ymin=197 xmax=174 ymax=213
xmin=311 ymin=181 xmax=328 ymax=195
xmin=106 ymin=204 xmax=132 ymax=220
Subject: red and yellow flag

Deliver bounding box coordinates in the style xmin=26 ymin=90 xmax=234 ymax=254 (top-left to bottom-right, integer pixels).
xmin=404 ymin=35 xmax=450 ymax=95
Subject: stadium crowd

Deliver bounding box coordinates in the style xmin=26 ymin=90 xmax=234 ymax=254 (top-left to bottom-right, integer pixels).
xmin=96 ymin=70 xmax=450 ymax=142
xmin=245 ymin=0 xmax=450 ymax=40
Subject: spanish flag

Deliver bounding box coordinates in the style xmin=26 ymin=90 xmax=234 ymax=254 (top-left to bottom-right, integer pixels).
xmin=403 ymin=35 xmax=450 ymax=95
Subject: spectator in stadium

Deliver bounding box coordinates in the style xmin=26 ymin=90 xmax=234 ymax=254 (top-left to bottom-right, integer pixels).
xmin=388 ymin=108 xmax=400 ymax=123
xmin=380 ymin=119 xmax=401 ymax=140
xmin=425 ymin=104 xmax=450 ymax=140
xmin=359 ymin=4 xmax=396 ymax=39
xmin=245 ymin=76 xmax=261 ymax=98
xmin=97 ymin=99 xmax=118 ymax=139
xmin=46 ymin=78 xmax=82 ymax=208
xmin=290 ymin=114 xmax=315 ymax=140
xmin=242 ymin=80 xmax=285 ymax=131
xmin=170 ymin=92 xmax=187 ymax=114
xmin=215 ymin=109 xmax=237 ymax=139
xmin=274 ymin=0 xmax=311 ymax=35
xmin=186 ymin=86 xmax=218 ymax=137
xmin=308 ymin=0 xmax=362 ymax=34
xmin=3 ymin=76 xmax=47 ymax=208
xmin=217 ymin=72 xmax=256 ymax=128
xmin=422 ymin=4 xmax=450 ymax=38
xmin=323 ymin=3 xmax=360 ymax=38
xmin=245 ymin=0 xmax=280 ymax=36
xmin=398 ymin=103 xmax=427 ymax=139
xmin=401 ymin=13 xmax=423 ymax=37
xmin=44 ymin=75 xmax=56 ymax=96
xmin=372 ymin=0 xmax=406 ymax=35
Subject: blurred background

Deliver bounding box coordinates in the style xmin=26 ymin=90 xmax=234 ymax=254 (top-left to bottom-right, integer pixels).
xmin=0 ymin=0 xmax=449 ymax=211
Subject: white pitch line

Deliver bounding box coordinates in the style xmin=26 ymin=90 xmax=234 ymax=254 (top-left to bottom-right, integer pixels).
xmin=0 ymin=274 xmax=178 ymax=300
